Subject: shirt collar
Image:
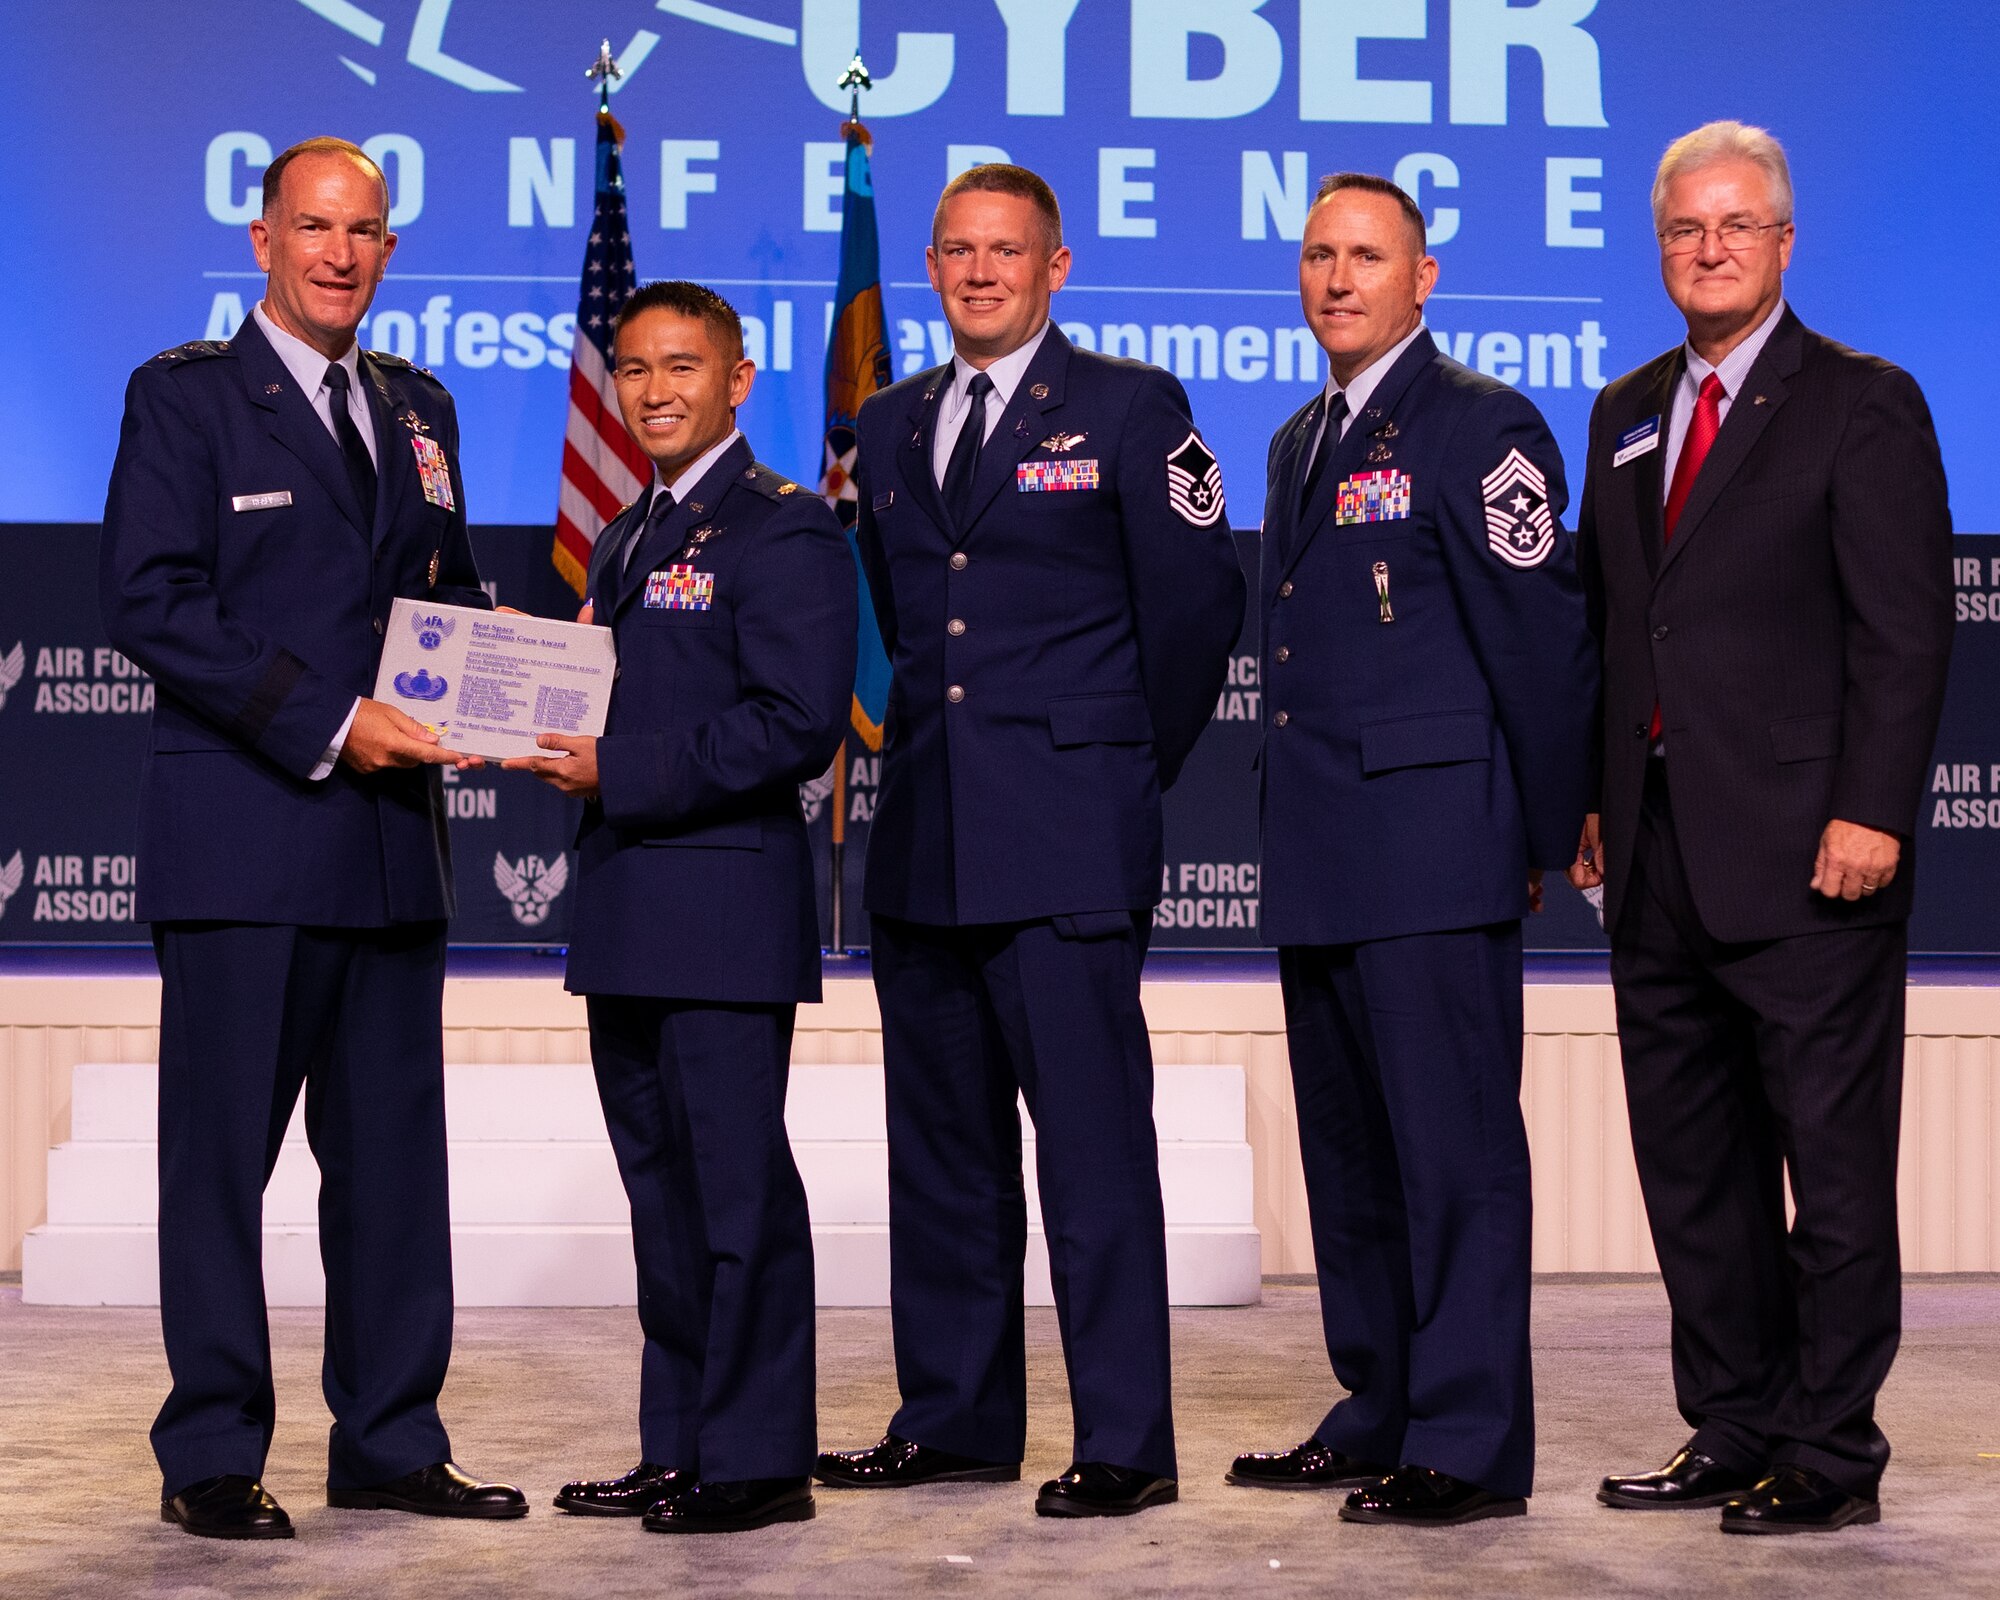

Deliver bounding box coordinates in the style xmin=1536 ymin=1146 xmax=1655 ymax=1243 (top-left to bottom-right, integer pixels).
xmin=1684 ymin=298 xmax=1786 ymax=401
xmin=653 ymin=428 xmax=744 ymax=513
xmin=254 ymin=302 xmax=362 ymax=398
xmin=948 ymin=322 xmax=1053 ymax=417
xmin=1324 ymin=322 xmax=1429 ymax=419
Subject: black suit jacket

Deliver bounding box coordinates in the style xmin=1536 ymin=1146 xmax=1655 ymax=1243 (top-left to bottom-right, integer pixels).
xmin=1577 ymin=307 xmax=1954 ymax=941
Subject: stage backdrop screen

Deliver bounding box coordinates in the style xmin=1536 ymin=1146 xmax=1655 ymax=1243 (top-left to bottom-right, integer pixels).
xmin=0 ymin=2 xmax=1995 ymax=949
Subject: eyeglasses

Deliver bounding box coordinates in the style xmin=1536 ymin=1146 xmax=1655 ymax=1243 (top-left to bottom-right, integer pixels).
xmin=1657 ymin=221 xmax=1788 ymax=257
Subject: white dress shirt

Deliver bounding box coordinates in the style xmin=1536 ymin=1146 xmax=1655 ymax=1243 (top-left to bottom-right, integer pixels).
xmin=930 ymin=322 xmax=1053 ymax=487
xmin=624 ymin=428 xmax=746 ymax=571
xmin=253 ymin=304 xmax=379 ymax=779
xmin=1662 ymin=297 xmax=1786 ymax=501
xmin=1305 ymin=321 xmax=1433 ymax=466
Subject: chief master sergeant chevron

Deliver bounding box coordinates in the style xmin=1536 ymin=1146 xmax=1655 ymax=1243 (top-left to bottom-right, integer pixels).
xmin=1229 ymin=173 xmax=1595 ymax=1526
xmin=99 ymin=137 xmax=524 ymax=1540
xmin=815 ymin=164 xmax=1244 ymax=1519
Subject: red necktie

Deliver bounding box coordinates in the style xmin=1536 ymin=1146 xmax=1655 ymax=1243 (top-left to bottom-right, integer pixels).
xmin=1651 ymin=371 xmax=1725 ymax=739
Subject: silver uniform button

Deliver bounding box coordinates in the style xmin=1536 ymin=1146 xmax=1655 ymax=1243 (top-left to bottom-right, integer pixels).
xmin=1274 ymin=646 xmax=1290 ymax=663
xmin=948 ymin=618 xmax=967 ymax=637
xmin=949 ymin=551 xmax=968 ymax=570
xmin=1272 ymin=710 xmax=1289 ymax=727
xmin=1277 ymin=580 xmax=1294 ymax=598
xmin=946 ymin=685 xmax=966 ymax=704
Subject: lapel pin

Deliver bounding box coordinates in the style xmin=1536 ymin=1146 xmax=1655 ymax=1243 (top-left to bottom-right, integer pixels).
xmin=1367 ymin=442 xmax=1394 ymax=463
xmin=1753 ymin=394 xmax=1768 ymax=405
xmin=264 ymin=383 xmax=282 ymax=395
xmin=688 ymin=502 xmax=704 ymax=517
xmin=1375 ymin=421 xmax=1400 ymax=439
xmin=910 ymin=430 xmax=923 ymax=448
xmin=1015 ymin=419 xmax=1031 ymax=438
xmin=1030 ymin=382 xmax=1049 ymax=399
xmin=1363 ymin=406 xmax=1383 ymax=421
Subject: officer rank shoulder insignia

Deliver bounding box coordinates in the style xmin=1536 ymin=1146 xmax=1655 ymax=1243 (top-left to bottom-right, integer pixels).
xmin=1166 ymin=432 xmax=1226 ymax=527
xmin=410 ymin=435 xmax=455 ymax=510
xmin=1018 ymin=459 xmax=1100 ymax=492
xmin=1481 ymin=448 xmax=1556 ymax=568
xmin=644 ymin=564 xmax=714 ymax=611
xmin=1336 ymin=470 xmax=1413 ymax=525
xmin=150 ymin=339 xmax=232 ymax=366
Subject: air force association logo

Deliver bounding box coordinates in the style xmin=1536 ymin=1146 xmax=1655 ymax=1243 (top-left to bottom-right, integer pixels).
xmin=494 ymin=851 xmax=568 ymax=927
xmin=1166 ymin=432 xmax=1226 ymax=528
xmin=0 ymin=642 xmax=23 ymax=712
xmin=1481 ymin=449 xmax=1556 ymax=569
xmin=0 ymin=850 xmax=23 ymax=921
xmin=411 ymin=611 xmax=457 ymax=651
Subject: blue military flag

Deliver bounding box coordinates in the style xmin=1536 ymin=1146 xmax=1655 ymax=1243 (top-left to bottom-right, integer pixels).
xmin=818 ymin=120 xmax=893 ymax=753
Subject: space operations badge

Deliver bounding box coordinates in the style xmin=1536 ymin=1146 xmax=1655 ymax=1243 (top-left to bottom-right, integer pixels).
xmin=392 ymin=668 xmax=449 ymax=702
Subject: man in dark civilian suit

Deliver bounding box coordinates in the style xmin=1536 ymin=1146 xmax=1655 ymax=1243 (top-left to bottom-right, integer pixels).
xmin=1229 ymin=174 xmax=1596 ymax=1526
xmin=509 ymin=281 xmax=855 ymax=1535
xmin=99 ymin=138 xmax=524 ymax=1538
xmin=1572 ymin=122 xmax=1954 ymax=1534
xmin=814 ymin=165 xmax=1244 ymax=1518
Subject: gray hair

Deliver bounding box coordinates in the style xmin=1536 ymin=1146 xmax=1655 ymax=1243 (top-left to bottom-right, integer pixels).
xmin=1651 ymin=121 xmax=1794 ymax=228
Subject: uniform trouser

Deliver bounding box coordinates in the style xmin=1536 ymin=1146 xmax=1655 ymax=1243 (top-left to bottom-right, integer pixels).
xmin=1279 ymin=922 xmax=1535 ymax=1499
xmin=150 ymin=920 xmax=454 ymax=1497
xmin=871 ymin=912 xmax=1176 ymax=1480
xmin=1610 ymin=758 xmax=1904 ymax=1497
xmin=584 ymin=994 xmax=816 ymax=1480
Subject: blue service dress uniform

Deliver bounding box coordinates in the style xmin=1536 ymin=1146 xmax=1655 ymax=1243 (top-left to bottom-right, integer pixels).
xmin=567 ymin=435 xmax=856 ymax=1480
xmin=853 ymin=326 xmax=1245 ymax=1478
xmin=1257 ymin=333 xmax=1597 ymax=1498
xmin=98 ymin=313 xmax=490 ymax=1496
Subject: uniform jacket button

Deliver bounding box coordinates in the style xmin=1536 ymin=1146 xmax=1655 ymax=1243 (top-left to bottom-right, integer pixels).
xmin=947 ymin=685 xmax=966 ymax=703
xmin=1652 ymin=624 xmax=1670 ymax=640
xmin=1274 ymin=646 xmax=1290 ymax=664
xmin=373 ymin=617 xmax=384 ymax=635
xmin=949 ymin=551 xmax=969 ymax=570
xmin=1277 ymin=580 xmax=1294 ymax=599
xmin=948 ymin=618 xmax=967 ymax=637
xmin=1273 ymin=710 xmax=1289 ymax=727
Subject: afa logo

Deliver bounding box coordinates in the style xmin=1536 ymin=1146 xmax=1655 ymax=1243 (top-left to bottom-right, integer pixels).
xmin=0 ymin=850 xmax=22 ymax=921
xmin=0 ymin=642 xmax=23 ymax=711
xmin=494 ymin=851 xmax=568 ymax=927
xmin=411 ymin=611 xmax=457 ymax=651
xmin=393 ymin=668 xmax=450 ymax=701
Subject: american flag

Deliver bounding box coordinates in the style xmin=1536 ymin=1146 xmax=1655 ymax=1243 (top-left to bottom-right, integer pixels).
xmin=551 ymin=104 xmax=647 ymax=595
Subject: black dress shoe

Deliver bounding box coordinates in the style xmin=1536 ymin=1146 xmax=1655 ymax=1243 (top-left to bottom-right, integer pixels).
xmin=814 ymin=1434 xmax=1020 ymax=1487
xmin=642 ymin=1477 xmax=813 ymax=1533
xmin=327 ymin=1461 xmax=529 ymax=1518
xmin=1339 ymin=1465 xmax=1526 ymax=1526
xmin=1720 ymin=1466 xmax=1880 ymax=1535
xmin=1226 ymin=1439 xmax=1392 ymax=1491
xmin=160 ymin=1474 xmax=295 ymax=1540
xmin=1598 ymin=1445 xmax=1763 ymax=1509
xmin=554 ymin=1461 xmax=689 ymax=1516
xmin=1035 ymin=1462 xmax=1178 ymax=1518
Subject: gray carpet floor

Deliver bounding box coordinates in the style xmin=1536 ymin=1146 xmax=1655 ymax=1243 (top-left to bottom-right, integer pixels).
xmin=0 ymin=1277 xmax=1995 ymax=1598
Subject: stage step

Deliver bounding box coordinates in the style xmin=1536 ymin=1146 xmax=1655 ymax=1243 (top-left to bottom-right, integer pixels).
xmin=24 ymin=1061 xmax=1261 ymax=1308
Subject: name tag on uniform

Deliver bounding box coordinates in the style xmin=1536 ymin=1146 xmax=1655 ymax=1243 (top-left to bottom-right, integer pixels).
xmin=411 ymin=435 xmax=456 ymax=510
xmin=1017 ymin=459 xmax=1100 ymax=492
xmin=1613 ymin=415 xmax=1662 ymax=468
xmin=1335 ymin=469 xmax=1412 ymax=524
xmin=644 ymin=564 xmax=714 ymax=611
xmin=231 ymin=490 xmax=292 ymax=512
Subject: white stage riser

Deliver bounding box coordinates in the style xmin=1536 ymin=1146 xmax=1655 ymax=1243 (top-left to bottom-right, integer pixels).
xmin=43 ymin=1139 xmax=1256 ymax=1230
xmin=63 ymin=1060 xmax=1249 ymax=1146
xmin=20 ymin=1224 xmax=1263 ymax=1309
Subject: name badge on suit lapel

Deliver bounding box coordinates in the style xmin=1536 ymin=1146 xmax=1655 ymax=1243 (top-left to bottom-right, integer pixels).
xmin=1613 ymin=415 xmax=1661 ymax=468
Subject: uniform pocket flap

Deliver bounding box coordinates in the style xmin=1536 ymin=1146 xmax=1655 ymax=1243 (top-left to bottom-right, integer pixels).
xmin=1048 ymin=692 xmax=1155 ymax=748
xmin=1769 ymin=713 xmax=1842 ymax=764
xmin=1359 ymin=711 xmax=1492 ymax=774
xmin=640 ymin=817 xmax=764 ymax=850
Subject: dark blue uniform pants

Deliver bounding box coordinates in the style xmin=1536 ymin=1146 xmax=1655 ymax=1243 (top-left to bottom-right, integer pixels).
xmin=585 ymin=995 xmax=816 ymax=1480
xmin=1279 ymin=923 xmax=1534 ymax=1498
xmin=872 ymin=913 xmax=1176 ymax=1480
xmin=150 ymin=920 xmax=454 ymax=1497
xmin=1611 ymin=758 xmax=1904 ymax=1497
